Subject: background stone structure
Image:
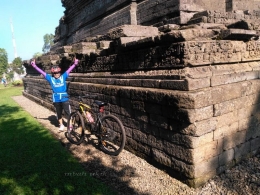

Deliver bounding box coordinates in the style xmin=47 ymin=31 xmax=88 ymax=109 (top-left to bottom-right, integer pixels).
xmin=22 ymin=0 xmax=260 ymax=187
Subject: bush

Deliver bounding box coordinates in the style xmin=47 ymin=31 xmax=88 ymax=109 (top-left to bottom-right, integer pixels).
xmin=12 ymin=80 xmax=23 ymax=86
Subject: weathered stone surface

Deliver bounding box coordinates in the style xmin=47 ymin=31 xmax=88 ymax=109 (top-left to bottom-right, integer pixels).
xmin=108 ymin=25 xmax=159 ymax=39
xmin=72 ymin=42 xmax=97 ymax=54
xmin=193 ymin=156 xmax=219 ymax=178
xmin=22 ymin=0 xmax=260 ymax=188
xmin=219 ymin=29 xmax=257 ymax=40
xmin=158 ymin=24 xmax=180 ymax=32
xmin=234 ymin=141 xmax=251 ymax=161
xmin=167 ymin=29 xmax=217 ymax=41
xmin=219 ymin=148 xmax=235 ymax=166
xmin=214 ymin=94 xmax=258 ymax=116
xmin=223 ymin=130 xmax=247 ymax=150
xmin=56 ymin=46 xmax=72 ymax=53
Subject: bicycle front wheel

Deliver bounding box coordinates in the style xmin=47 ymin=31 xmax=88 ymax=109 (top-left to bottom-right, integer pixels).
xmin=98 ymin=114 xmax=126 ymax=156
xmin=67 ymin=111 xmax=85 ymax=145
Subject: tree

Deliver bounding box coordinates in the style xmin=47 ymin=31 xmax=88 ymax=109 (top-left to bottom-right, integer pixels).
xmin=0 ymin=48 xmax=8 ymax=77
xmin=42 ymin=34 xmax=54 ymax=53
xmin=33 ymin=52 xmax=43 ymax=59
xmin=10 ymin=57 xmax=24 ymax=75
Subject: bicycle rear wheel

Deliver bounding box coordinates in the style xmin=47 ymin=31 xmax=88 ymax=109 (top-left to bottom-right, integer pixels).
xmin=67 ymin=111 xmax=85 ymax=145
xmin=98 ymin=114 xmax=126 ymax=156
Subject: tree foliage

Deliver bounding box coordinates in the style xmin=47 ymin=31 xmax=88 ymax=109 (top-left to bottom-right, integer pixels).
xmin=33 ymin=52 xmax=43 ymax=59
xmin=42 ymin=34 xmax=54 ymax=53
xmin=0 ymin=48 xmax=8 ymax=77
xmin=10 ymin=57 xmax=24 ymax=75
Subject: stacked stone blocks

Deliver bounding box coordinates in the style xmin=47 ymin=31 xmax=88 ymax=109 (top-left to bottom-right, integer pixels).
xmin=22 ymin=0 xmax=260 ymax=188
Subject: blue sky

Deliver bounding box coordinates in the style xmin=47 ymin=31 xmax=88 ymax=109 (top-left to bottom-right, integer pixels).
xmin=0 ymin=0 xmax=65 ymax=63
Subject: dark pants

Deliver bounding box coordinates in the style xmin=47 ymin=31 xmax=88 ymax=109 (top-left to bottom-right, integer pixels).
xmin=53 ymin=101 xmax=71 ymax=121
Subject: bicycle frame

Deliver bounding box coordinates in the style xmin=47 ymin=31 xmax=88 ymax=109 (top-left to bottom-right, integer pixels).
xmin=67 ymin=95 xmax=126 ymax=155
xmin=77 ymin=99 xmax=105 ymax=132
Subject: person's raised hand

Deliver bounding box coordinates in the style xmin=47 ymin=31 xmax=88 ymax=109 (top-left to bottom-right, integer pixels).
xmin=74 ymin=58 xmax=79 ymax=66
xmin=30 ymin=59 xmax=36 ymax=67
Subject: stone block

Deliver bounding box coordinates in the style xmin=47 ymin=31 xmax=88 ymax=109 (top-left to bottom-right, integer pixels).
xmin=189 ymin=132 xmax=214 ymax=149
xmin=186 ymin=82 xmax=243 ymax=109
xmin=185 ymin=77 xmax=211 ymax=90
xmin=151 ymin=148 xmax=171 ymax=167
xmin=150 ymin=114 xmax=168 ymax=129
xmin=214 ymin=94 xmax=257 ymax=117
xmin=147 ymin=135 xmax=163 ymax=150
xmin=56 ymin=46 xmax=72 ymax=53
xmin=238 ymin=115 xmax=255 ymax=131
xmin=119 ymin=37 xmax=145 ymax=45
xmin=39 ymin=54 xmax=59 ymax=61
xmin=134 ymin=110 xmax=149 ymax=123
xmin=108 ymin=25 xmax=159 ymax=39
xmin=180 ymin=11 xmax=197 ymax=24
xmin=219 ymin=148 xmax=235 ymax=166
xmin=223 ymin=130 xmax=247 ymax=150
xmin=132 ymin=130 xmax=148 ymax=144
xmin=131 ymin=100 xmax=145 ymax=111
xmin=197 ymin=23 xmax=227 ymax=29
xmin=211 ymin=63 xmax=253 ymax=76
xmin=216 ymin=110 xmax=238 ymax=128
xmin=184 ymin=66 xmax=213 ymax=79
xmin=158 ymin=24 xmax=180 ymax=32
xmin=193 ymin=140 xmax=220 ymax=163
xmin=163 ymin=140 xmax=193 ymax=163
xmin=211 ymin=71 xmax=259 ymax=86
xmin=160 ymin=80 xmax=188 ymax=90
xmin=162 ymin=131 xmax=214 ymax=149
xmin=211 ymin=84 xmax=243 ymax=105
xmin=193 ymin=156 xmax=218 ymax=178
xmin=250 ymin=137 xmax=260 ymax=152
xmin=72 ymin=42 xmax=97 ymax=54
xmin=171 ymin=105 xmax=213 ymax=123
xmin=171 ymin=157 xmax=194 ymax=178
xmin=142 ymin=79 xmax=160 ymax=88
xmin=164 ymin=29 xmax=216 ymax=42
xmin=214 ymin=122 xmax=239 ymax=140
xmin=179 ymin=3 xmax=205 ymax=12
xmin=219 ymin=29 xmax=257 ymax=40
xmin=97 ymin=41 xmax=111 ymax=49
xmin=245 ymin=121 xmax=260 ymax=140
xmin=234 ymin=141 xmax=251 ymax=161
xmin=181 ymin=118 xmax=217 ymax=136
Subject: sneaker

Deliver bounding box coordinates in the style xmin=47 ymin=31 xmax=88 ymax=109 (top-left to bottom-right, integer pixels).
xmin=59 ymin=124 xmax=65 ymax=131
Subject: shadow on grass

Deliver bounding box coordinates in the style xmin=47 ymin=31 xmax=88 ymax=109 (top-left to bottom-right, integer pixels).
xmin=1 ymin=102 xmax=146 ymax=195
xmin=0 ymin=104 xmax=20 ymax=117
xmin=0 ymin=104 xmax=116 ymax=195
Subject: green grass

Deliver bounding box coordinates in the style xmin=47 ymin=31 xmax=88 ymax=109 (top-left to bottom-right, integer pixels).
xmin=0 ymin=86 xmax=116 ymax=195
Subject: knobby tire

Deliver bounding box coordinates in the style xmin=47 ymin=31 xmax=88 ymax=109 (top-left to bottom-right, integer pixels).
xmin=67 ymin=111 xmax=85 ymax=145
xmin=98 ymin=114 xmax=126 ymax=156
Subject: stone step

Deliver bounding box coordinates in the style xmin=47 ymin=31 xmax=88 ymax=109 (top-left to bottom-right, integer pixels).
xmin=72 ymin=42 xmax=97 ymax=54
xmin=219 ymin=29 xmax=257 ymax=41
xmin=107 ymin=25 xmax=159 ymax=39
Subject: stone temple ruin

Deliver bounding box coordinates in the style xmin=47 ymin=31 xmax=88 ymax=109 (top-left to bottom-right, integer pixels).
xmin=22 ymin=0 xmax=260 ymax=187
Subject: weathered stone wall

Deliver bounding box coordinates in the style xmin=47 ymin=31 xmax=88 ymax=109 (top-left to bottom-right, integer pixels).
xmin=232 ymin=0 xmax=260 ymax=11
xmin=22 ymin=0 xmax=260 ymax=188
xmin=192 ymin=0 xmax=226 ymax=11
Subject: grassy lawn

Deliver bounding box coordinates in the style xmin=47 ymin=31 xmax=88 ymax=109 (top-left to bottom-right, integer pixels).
xmin=0 ymin=86 xmax=116 ymax=195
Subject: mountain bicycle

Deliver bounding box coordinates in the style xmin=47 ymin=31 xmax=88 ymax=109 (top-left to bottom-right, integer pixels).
xmin=67 ymin=95 xmax=126 ymax=156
